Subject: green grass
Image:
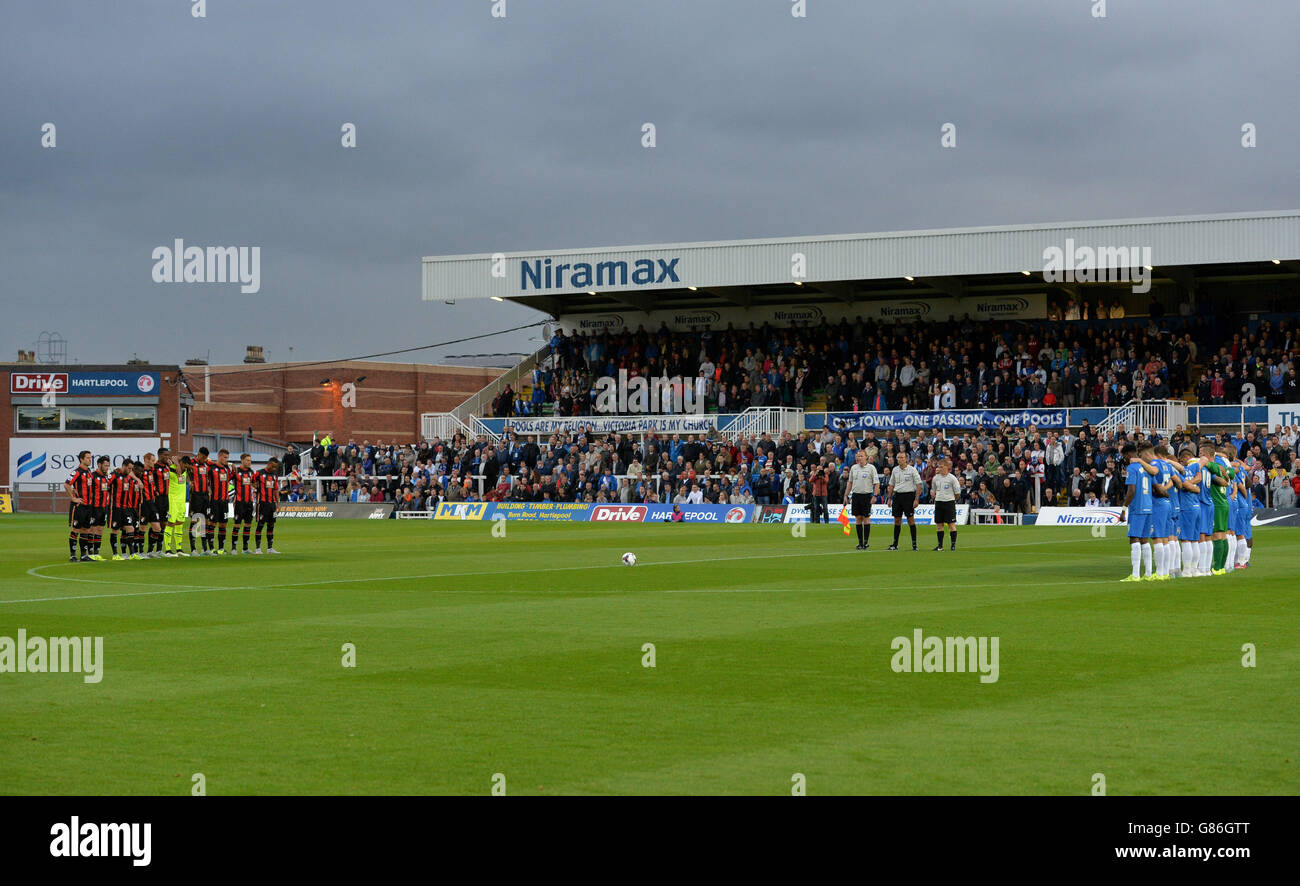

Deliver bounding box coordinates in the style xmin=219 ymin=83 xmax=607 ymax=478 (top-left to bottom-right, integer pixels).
xmin=0 ymin=514 xmax=1296 ymax=795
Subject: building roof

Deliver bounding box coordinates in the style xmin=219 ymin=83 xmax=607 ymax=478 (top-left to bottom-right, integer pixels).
xmin=422 ymin=210 xmax=1300 ymax=317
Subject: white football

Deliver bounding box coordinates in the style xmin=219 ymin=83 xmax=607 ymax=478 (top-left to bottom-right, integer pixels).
xmin=621 ymin=552 xmax=637 ymax=566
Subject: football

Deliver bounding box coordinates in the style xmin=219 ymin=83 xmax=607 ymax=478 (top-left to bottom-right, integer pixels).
xmin=621 ymin=552 xmax=637 ymax=566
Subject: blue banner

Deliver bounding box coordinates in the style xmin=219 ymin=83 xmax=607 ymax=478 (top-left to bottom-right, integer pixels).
xmin=827 ymin=409 xmax=1066 ymax=432
xmin=483 ymin=502 xmax=594 ymax=522
xmin=70 ymin=372 xmax=160 ymax=396
xmin=641 ymin=503 xmax=753 ymax=523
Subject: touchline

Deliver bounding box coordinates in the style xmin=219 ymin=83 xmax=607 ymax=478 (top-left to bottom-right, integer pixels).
xmin=0 ymin=629 xmax=103 ymax=683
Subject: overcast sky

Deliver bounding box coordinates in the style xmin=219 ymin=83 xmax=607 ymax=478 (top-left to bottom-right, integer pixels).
xmin=3 ymin=0 xmax=1297 ymax=367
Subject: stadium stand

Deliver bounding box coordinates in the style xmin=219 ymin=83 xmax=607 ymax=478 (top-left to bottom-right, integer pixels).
xmin=292 ymin=312 xmax=1298 ymax=515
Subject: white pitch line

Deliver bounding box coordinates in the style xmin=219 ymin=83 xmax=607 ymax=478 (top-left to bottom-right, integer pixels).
xmin=666 ymin=577 xmax=1121 ymax=593
xmin=8 ymin=548 xmax=862 ymax=605
xmin=6 ymin=536 xmax=1092 ymax=606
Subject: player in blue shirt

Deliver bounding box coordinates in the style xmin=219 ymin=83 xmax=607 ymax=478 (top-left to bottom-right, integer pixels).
xmin=1195 ymin=442 xmax=1217 ymax=575
xmin=1148 ymin=445 xmax=1177 ymax=580
xmin=1163 ymin=447 xmax=1185 ymax=576
xmin=1156 ymin=444 xmax=1191 ymax=578
xmin=1230 ymin=458 xmax=1257 ymax=568
xmin=1176 ymin=447 xmax=1204 ymax=577
xmin=1121 ymin=443 xmax=1159 ymax=582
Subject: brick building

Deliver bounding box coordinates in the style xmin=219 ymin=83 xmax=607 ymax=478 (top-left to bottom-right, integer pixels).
xmin=188 ymin=360 xmax=501 ymax=445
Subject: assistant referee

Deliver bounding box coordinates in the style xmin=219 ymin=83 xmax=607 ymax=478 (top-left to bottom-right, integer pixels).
xmin=844 ymin=450 xmax=880 ymax=550
xmin=888 ymin=451 xmax=923 ymax=551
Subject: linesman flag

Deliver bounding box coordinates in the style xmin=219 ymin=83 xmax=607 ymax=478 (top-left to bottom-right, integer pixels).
xmin=838 ymin=508 xmax=851 ymax=535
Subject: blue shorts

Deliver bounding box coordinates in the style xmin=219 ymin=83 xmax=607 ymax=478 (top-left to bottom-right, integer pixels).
xmin=1197 ymin=505 xmax=1213 ymax=537
xmin=1127 ymin=512 xmax=1153 ymax=539
xmin=1151 ymin=501 xmax=1173 ymax=538
xmin=1179 ymin=505 xmax=1201 ymax=542
xmin=1240 ymin=511 xmax=1253 ymax=539
xmin=1232 ymin=505 xmax=1249 ymax=537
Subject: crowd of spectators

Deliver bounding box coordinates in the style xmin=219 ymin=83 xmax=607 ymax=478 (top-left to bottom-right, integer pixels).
xmin=483 ymin=312 xmax=1297 ymax=417
xmin=274 ymin=420 xmax=1300 ymax=515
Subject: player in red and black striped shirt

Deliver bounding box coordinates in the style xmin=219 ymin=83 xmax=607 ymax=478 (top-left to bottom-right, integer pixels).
xmin=232 ymin=453 xmax=258 ymax=553
xmin=253 ymin=458 xmax=281 ymax=554
xmin=139 ymin=450 xmax=170 ymax=557
xmin=188 ymin=447 xmax=214 ymax=554
xmin=87 ymin=457 xmax=113 ymax=558
xmin=108 ymin=458 xmax=147 ymax=559
xmin=208 ymin=449 xmax=234 ymax=553
xmin=63 ymin=450 xmax=96 ymax=561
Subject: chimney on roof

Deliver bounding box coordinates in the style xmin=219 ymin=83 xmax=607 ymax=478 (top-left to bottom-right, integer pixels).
xmin=16 ymin=349 xmax=35 ymax=364
xmin=244 ymin=345 xmax=266 ymax=364
xmin=185 ymin=357 xmax=209 ymax=366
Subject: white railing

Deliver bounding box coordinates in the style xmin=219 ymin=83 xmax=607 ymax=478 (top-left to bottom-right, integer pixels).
xmin=421 ymin=412 xmax=498 ymax=442
xmin=1086 ymin=399 xmax=1188 ymax=436
xmin=1092 ymin=401 xmax=1138 ymax=436
xmin=724 ymin=407 xmax=805 ymax=440
xmin=970 ymin=508 xmax=1025 ymax=525
xmin=286 ymin=473 xmax=491 ymax=502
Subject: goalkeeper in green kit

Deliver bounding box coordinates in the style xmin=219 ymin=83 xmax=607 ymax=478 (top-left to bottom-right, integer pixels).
xmin=165 ymin=457 xmax=191 ymax=556
xmin=1202 ymin=442 xmax=1233 ymax=575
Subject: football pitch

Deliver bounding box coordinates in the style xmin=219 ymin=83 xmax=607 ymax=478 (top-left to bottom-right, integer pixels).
xmin=1 ymin=515 xmax=1296 ymax=795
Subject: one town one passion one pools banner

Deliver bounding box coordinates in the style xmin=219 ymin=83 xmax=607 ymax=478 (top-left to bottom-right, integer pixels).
xmin=827 ymin=410 xmax=1068 ymax=431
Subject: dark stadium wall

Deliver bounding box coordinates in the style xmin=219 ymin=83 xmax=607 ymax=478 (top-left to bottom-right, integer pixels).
xmin=189 ymin=360 xmax=502 ymax=445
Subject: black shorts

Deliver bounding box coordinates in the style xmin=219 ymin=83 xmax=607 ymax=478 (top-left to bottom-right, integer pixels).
xmin=72 ymin=504 xmax=104 ymax=530
xmin=257 ymin=501 xmax=277 ymax=522
xmin=208 ymin=498 xmax=230 ymax=522
xmin=111 ymin=507 xmax=139 ymax=531
xmin=850 ymin=493 xmax=873 ymax=519
xmin=892 ymin=491 xmax=916 ymax=517
xmin=190 ymin=493 xmax=209 ymax=520
xmin=140 ymin=498 xmax=162 ymax=524
xmin=934 ymin=500 xmax=957 ymax=525
xmin=153 ymin=495 xmax=168 ymax=522
xmin=233 ymin=501 xmax=255 ymax=522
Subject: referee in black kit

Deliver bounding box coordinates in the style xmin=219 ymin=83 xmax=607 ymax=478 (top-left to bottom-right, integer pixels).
xmin=888 ymin=451 xmax=923 ymax=550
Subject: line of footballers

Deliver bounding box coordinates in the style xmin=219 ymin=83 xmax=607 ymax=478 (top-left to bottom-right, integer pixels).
xmin=1121 ymin=440 xmax=1258 ymax=582
xmin=64 ymin=446 xmax=282 ymax=561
